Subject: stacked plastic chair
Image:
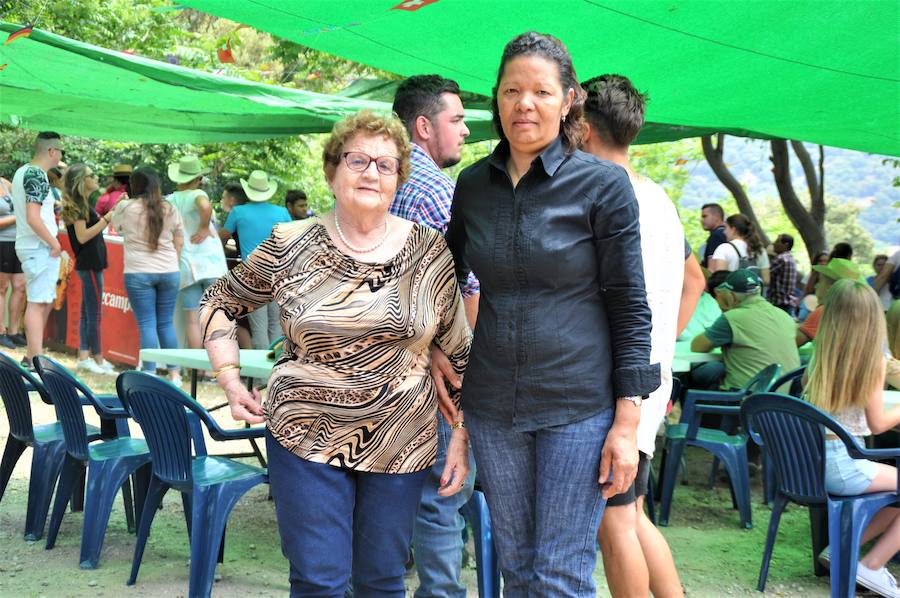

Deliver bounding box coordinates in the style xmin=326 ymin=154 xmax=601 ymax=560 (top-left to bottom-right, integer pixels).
xmin=34 ymin=355 xmax=151 ymax=568
xmin=117 ymin=370 xmax=267 ymax=598
xmin=742 ymin=393 xmax=900 ymax=597
xmin=0 ymin=352 xmax=101 ymax=540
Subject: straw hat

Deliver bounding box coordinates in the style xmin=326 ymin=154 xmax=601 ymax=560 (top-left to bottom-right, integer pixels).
xmin=167 ymin=155 xmax=210 ymax=183
xmin=240 ymin=170 xmax=278 ymax=202
xmin=112 ymin=164 xmax=133 ymax=176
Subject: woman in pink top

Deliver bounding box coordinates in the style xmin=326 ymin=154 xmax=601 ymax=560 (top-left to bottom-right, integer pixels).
xmin=111 ymin=168 xmax=184 ymax=383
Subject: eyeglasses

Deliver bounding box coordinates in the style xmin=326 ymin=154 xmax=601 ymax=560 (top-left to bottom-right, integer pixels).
xmin=49 ymin=147 xmax=66 ymax=159
xmin=340 ymin=152 xmax=400 ymax=176
xmin=85 ymin=171 xmax=96 ymax=178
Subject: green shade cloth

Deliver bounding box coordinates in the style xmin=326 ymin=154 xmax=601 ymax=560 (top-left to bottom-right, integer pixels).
xmin=0 ymin=22 xmax=494 ymax=143
xmin=178 ymin=0 xmax=900 ymax=156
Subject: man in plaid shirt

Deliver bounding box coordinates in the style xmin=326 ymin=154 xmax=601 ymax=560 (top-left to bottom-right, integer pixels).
xmin=767 ymin=233 xmax=798 ymax=314
xmin=391 ymin=75 xmax=477 ymax=598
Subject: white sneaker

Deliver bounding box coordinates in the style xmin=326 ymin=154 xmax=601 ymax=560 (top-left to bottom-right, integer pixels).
xmin=76 ymin=358 xmax=108 ymax=375
xmin=856 ymin=562 xmax=900 ymax=598
xmin=98 ymin=359 xmax=116 ymax=374
xmin=819 ymin=545 xmax=830 ymax=567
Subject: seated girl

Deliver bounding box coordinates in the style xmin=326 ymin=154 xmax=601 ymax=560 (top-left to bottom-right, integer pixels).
xmin=807 ymin=278 xmax=900 ymax=598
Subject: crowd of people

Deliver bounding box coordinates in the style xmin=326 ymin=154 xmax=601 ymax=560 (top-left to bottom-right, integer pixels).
xmin=5 ymin=28 xmax=900 ymax=598
xmin=5 ymin=135 xmax=311 ymax=379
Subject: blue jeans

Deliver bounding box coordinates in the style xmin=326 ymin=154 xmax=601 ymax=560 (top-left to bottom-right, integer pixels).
xmin=124 ymin=271 xmax=180 ymax=373
xmin=266 ymin=431 xmax=428 ymax=598
xmin=412 ymin=417 xmax=476 ymax=598
xmin=77 ymin=270 xmax=103 ymax=355
xmin=468 ymin=408 xmax=614 ymax=598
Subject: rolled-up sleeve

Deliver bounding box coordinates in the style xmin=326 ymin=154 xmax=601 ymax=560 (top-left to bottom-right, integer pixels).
xmin=592 ymin=169 xmax=660 ymax=398
xmin=199 ymin=230 xmax=278 ymax=344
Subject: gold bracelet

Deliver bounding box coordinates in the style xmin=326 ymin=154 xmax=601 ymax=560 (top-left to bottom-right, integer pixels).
xmin=450 ymin=420 xmax=466 ymax=431
xmin=213 ymin=363 xmax=241 ymax=378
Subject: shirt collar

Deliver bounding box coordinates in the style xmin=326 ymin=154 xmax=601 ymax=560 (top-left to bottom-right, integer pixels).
xmin=410 ymin=142 xmax=440 ymax=171
xmin=488 ymin=136 xmax=568 ymax=178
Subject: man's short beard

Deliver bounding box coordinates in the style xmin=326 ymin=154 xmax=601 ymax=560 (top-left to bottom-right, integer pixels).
xmin=440 ymin=155 xmax=462 ymax=169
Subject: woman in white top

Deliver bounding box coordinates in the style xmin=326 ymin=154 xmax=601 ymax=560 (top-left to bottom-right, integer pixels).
xmin=708 ymin=213 xmax=770 ymax=284
xmin=166 ymin=156 xmax=227 ymax=352
xmin=111 ymin=168 xmax=185 ymax=383
xmin=807 ymin=279 xmax=900 ymax=596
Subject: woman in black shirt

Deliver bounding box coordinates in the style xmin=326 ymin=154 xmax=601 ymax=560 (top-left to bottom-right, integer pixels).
xmin=60 ymin=164 xmax=113 ymax=375
xmin=445 ymin=32 xmax=659 ymax=597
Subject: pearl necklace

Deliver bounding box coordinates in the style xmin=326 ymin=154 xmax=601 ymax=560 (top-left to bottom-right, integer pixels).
xmin=333 ymin=212 xmax=390 ymax=254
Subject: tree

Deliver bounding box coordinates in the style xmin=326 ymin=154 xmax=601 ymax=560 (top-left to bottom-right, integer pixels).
xmin=701 ymin=134 xmax=828 ymax=262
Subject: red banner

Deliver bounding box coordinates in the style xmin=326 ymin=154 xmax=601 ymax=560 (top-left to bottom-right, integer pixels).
xmin=57 ymin=233 xmax=141 ymax=366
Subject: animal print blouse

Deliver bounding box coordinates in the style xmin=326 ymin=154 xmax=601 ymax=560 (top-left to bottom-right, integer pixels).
xmin=199 ymin=218 xmax=471 ymax=474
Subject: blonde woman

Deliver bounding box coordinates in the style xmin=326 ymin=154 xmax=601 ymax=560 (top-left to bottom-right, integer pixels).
xmin=60 ymin=164 xmax=114 ymax=375
xmin=807 ymin=279 xmax=900 ymax=597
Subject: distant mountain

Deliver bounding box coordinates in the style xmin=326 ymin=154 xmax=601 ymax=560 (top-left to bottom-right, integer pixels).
xmin=681 ymin=140 xmax=899 ymax=247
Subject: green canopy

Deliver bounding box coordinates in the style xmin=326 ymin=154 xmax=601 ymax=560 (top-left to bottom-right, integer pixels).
xmin=0 ymin=22 xmax=494 ymax=143
xmin=178 ymin=0 xmax=900 ymax=156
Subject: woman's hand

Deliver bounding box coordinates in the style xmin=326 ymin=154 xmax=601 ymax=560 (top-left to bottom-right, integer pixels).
xmin=599 ymin=401 xmax=641 ymax=499
xmin=191 ymin=227 xmax=212 ymax=245
xmin=430 ymin=343 xmax=462 ymax=425
xmin=438 ymin=429 xmax=470 ymax=497
xmin=221 ymin=378 xmax=265 ymax=424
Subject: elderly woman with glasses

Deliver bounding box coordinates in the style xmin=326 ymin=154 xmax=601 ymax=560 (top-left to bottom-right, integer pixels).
xmin=199 ymin=110 xmax=471 ymax=597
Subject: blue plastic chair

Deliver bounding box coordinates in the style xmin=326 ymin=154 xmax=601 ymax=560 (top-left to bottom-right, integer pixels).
xmin=760 ymin=366 xmax=808 ymax=504
xmin=741 ymin=392 xmax=900 ymax=597
xmin=0 ymin=352 xmax=101 ymax=540
xmin=460 ymin=487 xmax=500 ymax=598
xmin=117 ymin=370 xmax=267 ymax=598
xmin=645 ymin=377 xmax=681 ymax=525
xmin=34 ymin=355 xmax=151 ymax=569
xmin=658 ymin=364 xmax=781 ymax=528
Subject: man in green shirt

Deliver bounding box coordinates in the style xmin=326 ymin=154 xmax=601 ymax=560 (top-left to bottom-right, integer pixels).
xmin=691 ymin=269 xmax=801 ymax=389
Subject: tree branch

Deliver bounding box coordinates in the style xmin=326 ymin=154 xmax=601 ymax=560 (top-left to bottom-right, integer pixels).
xmin=790 ymin=140 xmax=826 ymax=226
xmin=771 ymin=140 xmax=826 ymax=260
xmin=701 ymin=135 xmax=769 ymax=245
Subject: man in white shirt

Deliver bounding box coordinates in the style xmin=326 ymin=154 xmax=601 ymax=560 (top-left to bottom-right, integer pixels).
xmin=11 ymin=132 xmax=64 ymax=369
xmin=581 ymin=74 xmax=691 ymax=598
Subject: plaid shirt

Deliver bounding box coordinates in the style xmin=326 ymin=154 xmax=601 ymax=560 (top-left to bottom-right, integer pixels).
xmin=391 ymin=143 xmax=479 ymax=296
xmin=767 ymin=250 xmax=797 ymax=306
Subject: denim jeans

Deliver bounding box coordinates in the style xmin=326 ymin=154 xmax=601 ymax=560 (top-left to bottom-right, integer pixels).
xmin=124 ymin=271 xmax=180 ymax=373
xmin=266 ymin=432 xmax=428 ymax=598
xmin=412 ymin=417 xmax=476 ymax=598
xmin=248 ymin=301 xmax=282 ymax=349
xmin=468 ymin=408 xmax=614 ymax=598
xmin=76 ymin=270 xmax=103 ymax=355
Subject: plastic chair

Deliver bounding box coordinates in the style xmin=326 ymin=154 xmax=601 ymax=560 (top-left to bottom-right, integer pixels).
xmin=117 ymin=370 xmax=267 ymax=598
xmin=34 ymin=355 xmax=151 ymax=569
xmin=658 ymin=364 xmax=781 ymax=528
xmin=645 ymin=377 xmax=682 ymax=525
xmin=0 ymin=352 xmax=101 ymax=541
xmin=460 ymin=487 xmax=500 ymax=598
xmin=760 ymin=365 xmax=808 ymax=504
xmin=742 ymin=393 xmax=900 ymax=597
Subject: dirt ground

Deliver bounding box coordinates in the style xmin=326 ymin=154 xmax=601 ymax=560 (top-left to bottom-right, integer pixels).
xmin=0 ymin=347 xmax=885 ymax=596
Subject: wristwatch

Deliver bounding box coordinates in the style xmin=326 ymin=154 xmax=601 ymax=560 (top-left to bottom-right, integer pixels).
xmin=617 ymin=395 xmax=643 ymax=407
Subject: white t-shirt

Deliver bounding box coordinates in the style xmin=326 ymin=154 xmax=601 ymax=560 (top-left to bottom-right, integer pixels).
xmin=879 ymin=249 xmax=900 ymax=310
xmin=11 ymin=164 xmax=57 ymax=251
xmin=710 ymin=237 xmax=770 ymax=272
xmin=631 ymin=175 xmax=684 ymax=457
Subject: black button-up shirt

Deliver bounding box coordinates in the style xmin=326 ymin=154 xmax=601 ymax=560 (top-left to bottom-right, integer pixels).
xmin=447 ymin=137 xmax=660 ymax=431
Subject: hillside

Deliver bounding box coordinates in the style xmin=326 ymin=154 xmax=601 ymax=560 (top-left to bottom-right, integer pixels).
xmin=680 ymin=139 xmax=898 ymax=247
